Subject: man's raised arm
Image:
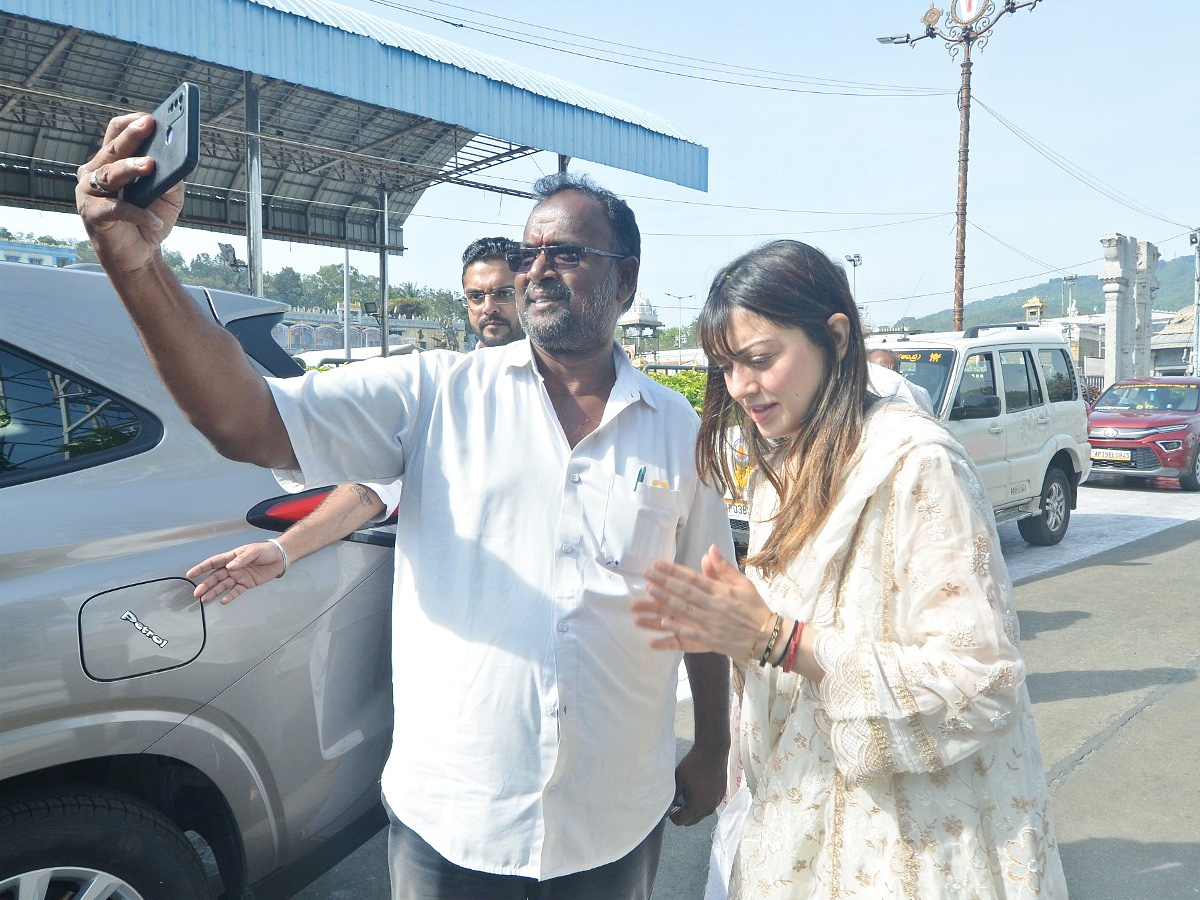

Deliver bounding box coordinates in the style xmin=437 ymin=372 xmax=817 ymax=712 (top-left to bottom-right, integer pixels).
xmin=77 ymin=112 xmax=296 ymax=469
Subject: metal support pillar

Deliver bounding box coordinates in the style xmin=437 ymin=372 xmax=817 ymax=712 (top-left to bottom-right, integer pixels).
xmin=243 ymin=72 xmax=264 ymax=298
xmin=379 ymin=186 xmax=390 ymax=358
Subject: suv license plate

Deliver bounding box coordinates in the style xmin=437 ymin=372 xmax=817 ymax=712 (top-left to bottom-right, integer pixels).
xmin=726 ymin=499 xmax=748 ymax=518
xmin=1092 ymin=448 xmax=1132 ymax=461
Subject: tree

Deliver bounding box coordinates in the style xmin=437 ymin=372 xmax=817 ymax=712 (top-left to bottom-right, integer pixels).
xmin=176 ymin=252 xmax=242 ymax=291
xmin=269 ymin=266 xmax=304 ymax=305
xmin=75 ymin=240 xmax=99 ymax=264
xmin=421 ymin=287 xmax=465 ymax=324
xmin=394 ymin=299 xmax=423 ymax=319
xmin=303 ymin=264 xmax=347 ymax=310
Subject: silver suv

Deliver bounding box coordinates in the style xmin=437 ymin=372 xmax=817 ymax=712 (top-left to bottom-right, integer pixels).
xmin=0 ymin=262 xmax=394 ymax=899
xmin=869 ymin=323 xmax=1092 ymax=545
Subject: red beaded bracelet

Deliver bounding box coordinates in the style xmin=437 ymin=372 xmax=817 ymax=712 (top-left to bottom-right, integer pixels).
xmin=782 ymin=620 xmax=804 ymax=673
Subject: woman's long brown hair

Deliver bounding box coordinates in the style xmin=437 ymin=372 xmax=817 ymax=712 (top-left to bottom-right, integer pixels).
xmin=696 ymin=241 xmax=873 ymax=580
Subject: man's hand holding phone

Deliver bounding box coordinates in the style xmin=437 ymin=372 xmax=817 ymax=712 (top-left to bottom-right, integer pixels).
xmin=77 ymin=83 xmax=200 ymax=274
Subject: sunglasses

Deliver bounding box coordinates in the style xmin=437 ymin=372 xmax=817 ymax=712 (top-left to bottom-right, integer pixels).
xmin=505 ymin=244 xmax=626 ymax=274
xmin=461 ymin=287 xmax=517 ymax=308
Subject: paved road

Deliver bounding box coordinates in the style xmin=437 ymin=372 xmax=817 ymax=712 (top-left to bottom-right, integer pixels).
xmin=292 ymin=476 xmax=1200 ymax=899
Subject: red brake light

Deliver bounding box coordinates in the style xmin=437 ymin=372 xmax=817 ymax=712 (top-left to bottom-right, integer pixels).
xmin=246 ymin=486 xmax=336 ymax=531
xmin=261 ymin=490 xmax=333 ymax=523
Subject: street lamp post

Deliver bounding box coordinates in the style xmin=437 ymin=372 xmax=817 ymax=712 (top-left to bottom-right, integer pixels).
xmin=879 ymin=0 xmax=1042 ymax=332
xmin=1063 ymin=273 xmax=1077 ymax=318
xmin=844 ymin=253 xmax=862 ymax=303
xmin=664 ymin=292 xmax=694 ymax=351
xmin=1190 ymin=228 xmax=1199 ymax=376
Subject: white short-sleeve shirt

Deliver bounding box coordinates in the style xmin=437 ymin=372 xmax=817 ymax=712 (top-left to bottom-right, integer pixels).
xmin=359 ymin=479 xmax=401 ymax=518
xmin=267 ymin=339 xmax=734 ymax=878
xmin=870 ymin=362 xmax=936 ymax=414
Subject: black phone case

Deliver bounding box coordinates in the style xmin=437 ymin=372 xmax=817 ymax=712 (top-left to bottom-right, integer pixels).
xmin=124 ymin=82 xmax=201 ymax=208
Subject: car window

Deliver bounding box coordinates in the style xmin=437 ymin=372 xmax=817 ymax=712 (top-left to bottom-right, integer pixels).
xmin=0 ymin=343 xmax=162 ymax=487
xmin=894 ymin=348 xmax=957 ymax=413
xmin=999 ymin=349 xmax=1044 ymax=412
xmin=1097 ymin=382 xmax=1200 ymax=412
xmin=953 ymin=351 xmax=997 ymax=407
xmin=1174 ymin=385 xmax=1200 ymax=412
xmin=1038 ymin=348 xmax=1078 ymax=403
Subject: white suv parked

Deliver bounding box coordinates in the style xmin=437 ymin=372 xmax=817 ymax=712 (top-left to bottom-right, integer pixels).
xmin=868 ymin=323 xmax=1092 ymax=545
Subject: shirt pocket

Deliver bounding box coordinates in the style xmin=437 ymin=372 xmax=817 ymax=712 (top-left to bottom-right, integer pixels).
xmin=599 ymin=473 xmax=681 ymax=577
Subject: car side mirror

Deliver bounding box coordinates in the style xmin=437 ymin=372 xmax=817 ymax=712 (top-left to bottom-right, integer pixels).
xmin=949 ymin=394 xmax=1002 ymax=420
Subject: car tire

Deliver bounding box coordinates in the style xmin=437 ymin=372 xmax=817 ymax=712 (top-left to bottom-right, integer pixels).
xmin=1180 ymin=446 xmax=1200 ymax=492
xmin=0 ymin=787 xmax=212 ymax=900
xmin=1018 ymin=466 xmax=1071 ymax=546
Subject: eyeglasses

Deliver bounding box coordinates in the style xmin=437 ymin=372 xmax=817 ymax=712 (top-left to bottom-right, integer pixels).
xmin=461 ymin=287 xmax=517 ymax=308
xmin=505 ymin=244 xmax=626 ymax=274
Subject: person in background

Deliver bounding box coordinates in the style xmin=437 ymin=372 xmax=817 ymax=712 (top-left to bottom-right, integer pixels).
xmin=633 ymin=240 xmax=1067 ymax=899
xmin=189 ymin=236 xmax=524 ymax=601
xmin=77 ymin=111 xmax=733 ymax=900
xmin=460 ymin=235 xmax=522 ymax=349
xmin=868 ymin=346 xmax=935 ymax=414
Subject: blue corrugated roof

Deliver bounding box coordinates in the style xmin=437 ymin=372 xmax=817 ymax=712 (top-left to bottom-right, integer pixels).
xmin=3 ymin=0 xmax=707 ymax=190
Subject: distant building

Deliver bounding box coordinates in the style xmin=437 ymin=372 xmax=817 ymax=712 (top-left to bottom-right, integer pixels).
xmin=0 ymin=239 xmax=77 ymax=267
xmin=618 ymin=292 xmax=663 ymax=363
xmin=1150 ymin=307 xmax=1196 ymax=375
xmin=272 ymin=307 xmax=464 ymax=354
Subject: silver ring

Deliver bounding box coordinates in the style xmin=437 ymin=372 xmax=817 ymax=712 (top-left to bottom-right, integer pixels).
xmin=89 ymin=169 xmax=115 ymax=197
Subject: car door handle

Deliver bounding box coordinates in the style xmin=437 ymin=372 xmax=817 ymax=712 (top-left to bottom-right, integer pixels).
xmin=988 ymin=424 xmax=1004 ymax=434
xmin=1036 ymin=416 xmax=1050 ymax=425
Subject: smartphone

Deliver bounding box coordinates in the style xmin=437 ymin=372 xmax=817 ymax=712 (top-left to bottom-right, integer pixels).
xmin=124 ymin=82 xmax=201 ymax=208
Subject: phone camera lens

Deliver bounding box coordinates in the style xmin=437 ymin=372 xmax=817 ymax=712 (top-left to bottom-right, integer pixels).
xmin=165 ymin=126 xmax=174 ymax=146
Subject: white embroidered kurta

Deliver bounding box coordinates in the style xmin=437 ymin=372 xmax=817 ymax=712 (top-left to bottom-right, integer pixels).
xmin=732 ymin=401 xmax=1067 ymax=899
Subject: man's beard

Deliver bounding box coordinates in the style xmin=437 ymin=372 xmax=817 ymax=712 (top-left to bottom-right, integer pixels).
xmin=474 ymin=317 xmax=515 ymax=347
xmin=518 ymin=267 xmax=621 ymax=354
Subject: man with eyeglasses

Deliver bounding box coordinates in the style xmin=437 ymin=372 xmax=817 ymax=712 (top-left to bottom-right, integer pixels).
xmin=461 ymin=235 xmax=523 ymax=349
xmin=188 ymin=236 xmax=526 ymax=602
xmin=77 ymin=116 xmax=734 ymax=900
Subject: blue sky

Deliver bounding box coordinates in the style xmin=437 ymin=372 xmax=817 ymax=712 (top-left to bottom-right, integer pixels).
xmin=8 ymin=0 xmax=1197 ymax=328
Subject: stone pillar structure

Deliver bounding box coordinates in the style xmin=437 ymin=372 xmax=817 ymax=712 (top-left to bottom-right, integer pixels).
xmin=1133 ymin=241 xmax=1160 ymax=376
xmin=1100 ymin=233 xmax=1136 ymax=386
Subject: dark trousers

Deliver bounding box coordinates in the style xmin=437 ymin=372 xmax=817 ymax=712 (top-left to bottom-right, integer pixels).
xmin=386 ymin=814 xmax=666 ymax=900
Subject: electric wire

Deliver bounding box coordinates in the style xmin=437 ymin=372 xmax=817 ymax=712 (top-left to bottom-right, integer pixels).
xmin=359 ymin=0 xmax=955 ymax=97
xmin=974 ymin=98 xmax=1188 ymax=230
xmin=968 ymin=220 xmax=1063 ymax=274
xmin=867 ymin=225 xmax=1190 ymax=307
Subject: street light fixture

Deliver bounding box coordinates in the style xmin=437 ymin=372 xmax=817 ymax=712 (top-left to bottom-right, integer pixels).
xmin=1062 ymin=273 xmax=1077 ymax=318
xmin=879 ymin=0 xmax=1042 ymax=332
xmin=664 ymin=292 xmax=694 ymax=350
xmin=844 ymin=254 xmax=863 ymax=302
xmin=217 ymin=242 xmax=249 ymax=291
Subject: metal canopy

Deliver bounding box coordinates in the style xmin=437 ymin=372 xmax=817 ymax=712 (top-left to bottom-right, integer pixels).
xmin=0 ymin=0 xmax=708 ymax=257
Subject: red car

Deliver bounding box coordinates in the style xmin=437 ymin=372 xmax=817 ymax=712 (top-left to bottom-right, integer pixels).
xmin=1087 ymin=377 xmax=1200 ymax=491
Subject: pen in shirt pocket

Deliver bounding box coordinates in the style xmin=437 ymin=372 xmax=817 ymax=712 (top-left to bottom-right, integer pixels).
xmin=633 ymin=466 xmax=646 ymax=492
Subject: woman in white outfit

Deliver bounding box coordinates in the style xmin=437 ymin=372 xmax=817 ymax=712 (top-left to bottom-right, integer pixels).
xmin=633 ymin=240 xmax=1067 ymax=900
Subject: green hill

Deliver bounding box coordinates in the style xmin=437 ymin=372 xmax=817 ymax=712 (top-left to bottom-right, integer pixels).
xmin=890 ymin=253 xmax=1194 ymax=333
